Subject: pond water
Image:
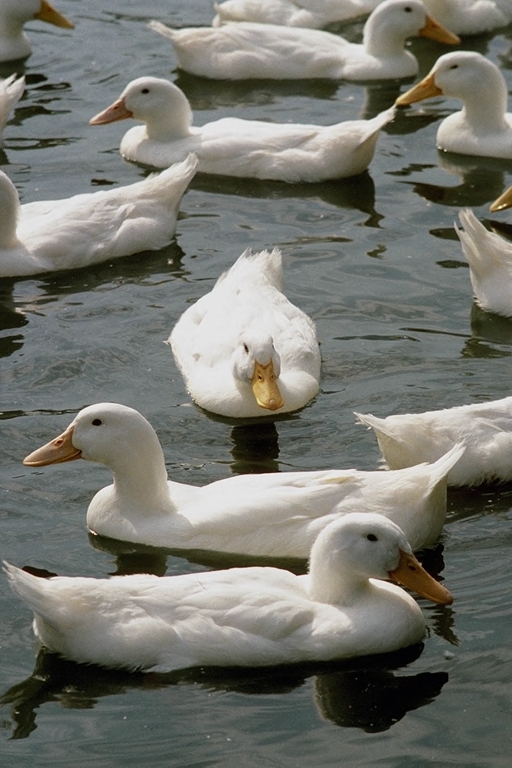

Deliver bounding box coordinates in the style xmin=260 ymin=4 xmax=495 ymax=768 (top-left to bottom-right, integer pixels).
xmin=1 ymin=1 xmax=511 ymax=765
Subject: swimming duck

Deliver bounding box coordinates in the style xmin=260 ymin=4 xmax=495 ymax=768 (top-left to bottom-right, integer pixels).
xmin=356 ymin=396 xmax=512 ymax=486
xmin=149 ymin=0 xmax=459 ymax=81
xmin=23 ymin=402 xmax=465 ymax=555
xmin=168 ymin=247 xmax=321 ymax=417
xmin=455 ymin=208 xmax=512 ymax=318
xmin=3 ymin=512 xmax=453 ymax=672
xmin=89 ymin=76 xmax=395 ymax=181
xmin=0 ymin=74 xmax=24 ymax=146
xmin=212 ymin=0 xmax=381 ymax=28
xmin=422 ymin=0 xmax=512 ymax=36
xmin=396 ymin=51 xmax=512 ymax=159
xmin=0 ymin=154 xmax=197 ymax=278
xmin=0 ymin=0 xmax=74 ymax=63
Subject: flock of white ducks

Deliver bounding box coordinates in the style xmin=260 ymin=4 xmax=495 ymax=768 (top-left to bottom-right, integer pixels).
xmin=2 ymin=0 xmax=512 ymax=673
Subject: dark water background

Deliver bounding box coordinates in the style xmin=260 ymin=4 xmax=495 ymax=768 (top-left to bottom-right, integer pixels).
xmin=0 ymin=1 xmax=511 ymax=765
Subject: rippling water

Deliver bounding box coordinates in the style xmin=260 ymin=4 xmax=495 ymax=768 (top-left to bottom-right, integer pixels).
xmin=1 ymin=1 xmax=512 ymax=765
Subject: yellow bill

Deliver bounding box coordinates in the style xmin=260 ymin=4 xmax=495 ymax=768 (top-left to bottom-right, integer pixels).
xmin=389 ymin=549 xmax=453 ymax=605
xmin=395 ymin=72 xmax=442 ymax=106
xmin=490 ymin=185 xmax=512 ymax=213
xmin=418 ymin=15 xmax=460 ymax=46
xmin=89 ymin=97 xmax=133 ymax=125
xmin=23 ymin=424 xmax=81 ymax=466
xmin=251 ymin=360 xmax=284 ymax=411
xmin=35 ymin=0 xmax=75 ymax=30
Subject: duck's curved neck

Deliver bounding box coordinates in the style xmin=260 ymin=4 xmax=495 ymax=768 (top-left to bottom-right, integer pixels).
xmin=0 ymin=175 xmax=21 ymax=249
xmin=145 ymin=100 xmax=193 ymax=143
xmin=308 ymin=548 xmax=369 ymax=606
xmin=363 ymin=16 xmax=407 ymax=58
xmin=107 ymin=439 xmax=176 ymax=516
xmin=460 ymin=85 xmax=509 ymax=134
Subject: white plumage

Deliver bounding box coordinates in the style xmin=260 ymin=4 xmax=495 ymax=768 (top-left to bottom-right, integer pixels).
xmin=90 ymin=75 xmax=395 ymax=181
xmin=0 ymin=0 xmax=73 ymax=63
xmin=3 ymin=513 xmax=453 ymax=672
xmin=0 ymin=73 xmax=24 ymax=146
xmin=149 ymin=0 xmax=459 ymax=81
xmin=0 ymin=154 xmax=197 ymax=277
xmin=23 ymin=402 xmax=464 ymax=555
xmin=169 ymin=247 xmax=321 ymax=417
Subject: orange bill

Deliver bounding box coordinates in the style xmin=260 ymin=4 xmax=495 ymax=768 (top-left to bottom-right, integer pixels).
xmin=23 ymin=424 xmax=81 ymax=466
xmin=395 ymin=72 xmax=442 ymax=106
xmin=389 ymin=549 xmax=453 ymax=605
xmin=89 ymin=97 xmax=133 ymax=125
xmin=418 ymin=15 xmax=460 ymax=46
xmin=35 ymin=0 xmax=75 ymax=29
xmin=490 ymin=185 xmax=512 ymax=213
xmin=251 ymin=360 xmax=284 ymax=411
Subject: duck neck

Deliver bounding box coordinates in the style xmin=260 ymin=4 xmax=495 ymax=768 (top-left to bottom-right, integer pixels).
xmin=307 ymin=549 xmax=369 ymax=606
xmin=460 ymin=85 xmax=509 ymax=135
xmin=0 ymin=174 xmax=21 ymax=249
xmin=363 ymin=15 xmax=408 ymax=58
xmin=145 ymin=98 xmax=193 ymax=142
xmin=106 ymin=439 xmax=176 ymax=516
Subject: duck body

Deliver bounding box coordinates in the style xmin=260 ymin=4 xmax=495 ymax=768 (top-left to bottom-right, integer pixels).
xmin=356 ymin=396 xmax=512 ymax=486
xmin=212 ymin=0 xmax=381 ymax=28
xmin=422 ymin=0 xmax=512 ymax=36
xmin=0 ymin=0 xmax=74 ymax=63
xmin=3 ymin=512 xmax=453 ymax=672
xmin=396 ymin=51 xmax=512 ymax=159
xmin=149 ymin=0 xmax=459 ymax=81
xmin=0 ymin=154 xmax=197 ymax=278
xmin=169 ymin=248 xmax=321 ymax=417
xmin=90 ymin=76 xmax=395 ymax=181
xmin=23 ymin=403 xmax=465 ymax=555
xmin=455 ymin=208 xmax=512 ymax=317
xmin=0 ymin=74 xmax=24 ymax=146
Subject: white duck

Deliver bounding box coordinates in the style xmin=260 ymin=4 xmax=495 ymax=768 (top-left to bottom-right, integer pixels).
xmin=0 ymin=73 xmax=24 ymax=146
xmin=0 ymin=154 xmax=197 ymax=278
xmin=23 ymin=402 xmax=465 ymax=555
xmin=148 ymin=0 xmax=459 ymax=81
xmin=169 ymin=247 xmax=321 ymax=418
xmin=356 ymin=396 xmax=512 ymax=486
xmin=0 ymin=0 xmax=74 ymax=63
xmin=212 ymin=0 xmax=381 ymax=28
xmin=455 ymin=208 xmax=512 ymax=318
xmin=396 ymin=51 xmax=512 ymax=159
xmin=3 ymin=512 xmax=453 ymax=672
xmin=89 ymin=76 xmax=395 ymax=181
xmin=422 ymin=0 xmax=512 ymax=36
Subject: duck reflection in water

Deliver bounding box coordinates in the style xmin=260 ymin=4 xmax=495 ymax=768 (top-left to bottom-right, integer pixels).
xmin=0 ymin=644 xmax=448 ymax=740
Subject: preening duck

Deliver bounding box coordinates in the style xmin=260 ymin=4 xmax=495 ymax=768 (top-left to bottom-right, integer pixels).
xmin=0 ymin=154 xmax=197 ymax=278
xmin=0 ymin=74 xmax=24 ymax=146
xmin=90 ymin=75 xmax=395 ymax=181
xmin=23 ymin=403 xmax=464 ymax=555
xmin=396 ymin=51 xmax=512 ymax=159
xmin=168 ymin=247 xmax=321 ymax=417
xmin=3 ymin=512 xmax=453 ymax=672
xmin=356 ymin=396 xmax=512 ymax=486
xmin=212 ymin=0 xmax=381 ymax=28
xmin=149 ymin=0 xmax=459 ymax=81
xmin=455 ymin=208 xmax=512 ymax=318
xmin=0 ymin=0 xmax=73 ymax=63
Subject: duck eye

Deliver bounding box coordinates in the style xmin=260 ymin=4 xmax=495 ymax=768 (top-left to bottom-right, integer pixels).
xmin=366 ymin=533 xmax=378 ymax=542
xmin=449 ymin=64 xmax=458 ymax=70
xmin=92 ymin=418 xmax=102 ymax=426
xmin=141 ymin=88 xmax=150 ymax=94
xmin=243 ymin=343 xmax=249 ymax=354
xmin=404 ymin=6 xmax=412 ymax=11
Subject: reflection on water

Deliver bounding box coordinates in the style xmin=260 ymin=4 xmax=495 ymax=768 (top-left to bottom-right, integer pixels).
xmin=470 ymin=303 xmax=512 ymax=345
xmin=229 ymin=421 xmax=281 ymax=474
xmin=0 ymin=643 xmax=448 ymax=740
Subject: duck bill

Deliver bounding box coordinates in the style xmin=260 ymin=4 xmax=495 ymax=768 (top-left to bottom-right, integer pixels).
xmin=395 ymin=73 xmax=442 ymax=106
xmin=389 ymin=549 xmax=453 ymax=605
xmin=418 ymin=15 xmax=460 ymax=46
xmin=23 ymin=424 xmax=82 ymax=467
xmin=490 ymin=185 xmax=512 ymax=212
xmin=35 ymin=0 xmax=75 ymax=29
xmin=89 ymin=98 xmax=133 ymax=126
xmin=251 ymin=361 xmax=284 ymax=411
